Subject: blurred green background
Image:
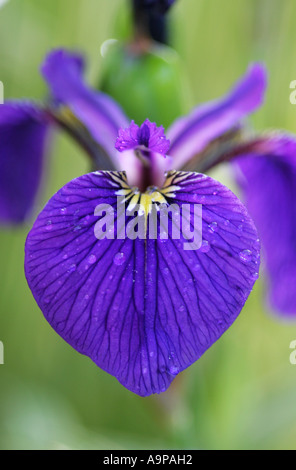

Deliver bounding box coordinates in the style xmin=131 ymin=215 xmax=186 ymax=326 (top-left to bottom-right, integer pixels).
xmin=1 ymin=0 xmax=296 ymax=450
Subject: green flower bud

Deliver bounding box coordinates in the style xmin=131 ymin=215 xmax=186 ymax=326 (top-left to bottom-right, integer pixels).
xmin=99 ymin=40 xmax=189 ymax=128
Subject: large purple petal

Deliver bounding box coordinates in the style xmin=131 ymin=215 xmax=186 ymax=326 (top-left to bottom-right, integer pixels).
xmin=236 ymin=134 xmax=296 ymax=316
xmin=0 ymin=102 xmax=49 ymax=224
xmin=167 ymin=64 xmax=267 ymax=170
xmin=25 ymin=170 xmax=260 ymax=396
xmin=41 ymin=49 xmax=139 ymax=175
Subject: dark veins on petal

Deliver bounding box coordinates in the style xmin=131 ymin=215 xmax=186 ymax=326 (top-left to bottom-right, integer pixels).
xmin=25 ymin=170 xmax=260 ymax=396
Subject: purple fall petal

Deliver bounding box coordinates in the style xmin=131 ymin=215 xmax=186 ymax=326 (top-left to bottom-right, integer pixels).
xmin=236 ymin=134 xmax=296 ymax=316
xmin=167 ymin=64 xmax=267 ymax=170
xmin=25 ymin=170 xmax=260 ymax=396
xmin=41 ymin=49 xmax=138 ymax=174
xmin=0 ymin=102 xmax=49 ymax=224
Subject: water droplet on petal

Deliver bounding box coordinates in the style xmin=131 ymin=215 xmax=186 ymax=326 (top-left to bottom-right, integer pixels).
xmin=200 ymin=240 xmax=211 ymax=253
xmin=45 ymin=220 xmax=53 ymax=231
xmin=169 ymin=366 xmax=180 ymax=376
xmin=88 ymin=254 xmax=97 ymax=265
xmin=83 ymin=215 xmax=91 ymax=226
xmin=113 ymin=252 xmax=126 ymax=266
xmin=239 ymin=249 xmax=252 ymax=263
xmin=68 ymin=263 xmax=77 ymax=273
xmin=60 ymin=207 xmax=67 ymax=215
xmin=208 ymin=222 xmax=218 ymax=233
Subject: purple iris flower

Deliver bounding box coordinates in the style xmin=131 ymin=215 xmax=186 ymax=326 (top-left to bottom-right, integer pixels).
xmin=2 ymin=48 xmax=295 ymax=395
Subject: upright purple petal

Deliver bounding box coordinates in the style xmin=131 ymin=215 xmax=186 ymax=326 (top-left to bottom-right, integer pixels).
xmin=41 ymin=49 xmax=138 ymax=173
xmin=115 ymin=119 xmax=170 ymax=157
xmin=0 ymin=102 xmax=49 ymax=224
xmin=115 ymin=119 xmax=171 ymax=189
xmin=25 ymin=170 xmax=260 ymax=396
xmin=236 ymin=134 xmax=296 ymax=316
xmin=167 ymin=64 xmax=267 ymax=170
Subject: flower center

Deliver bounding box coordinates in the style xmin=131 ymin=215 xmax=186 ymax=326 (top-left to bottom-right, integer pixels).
xmin=115 ymin=119 xmax=171 ymax=192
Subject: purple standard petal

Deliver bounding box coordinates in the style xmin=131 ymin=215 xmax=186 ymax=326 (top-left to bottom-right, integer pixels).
xmin=25 ymin=170 xmax=260 ymax=396
xmin=235 ymin=134 xmax=296 ymax=316
xmin=0 ymin=102 xmax=49 ymax=224
xmin=41 ymin=49 xmax=138 ymax=174
xmin=115 ymin=119 xmax=171 ymax=189
xmin=167 ymin=64 xmax=267 ymax=170
xmin=115 ymin=119 xmax=170 ymax=157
